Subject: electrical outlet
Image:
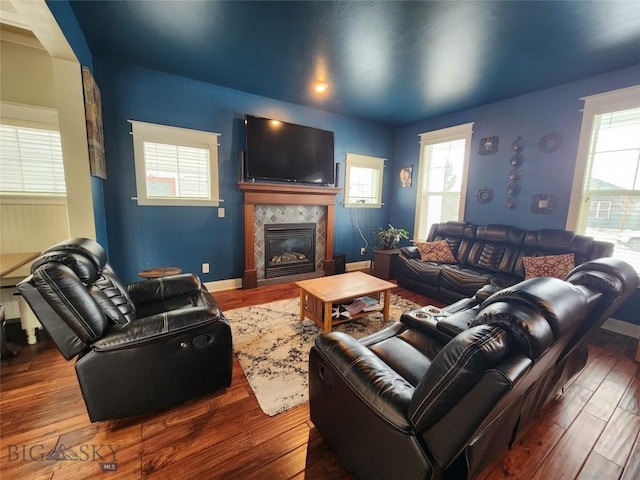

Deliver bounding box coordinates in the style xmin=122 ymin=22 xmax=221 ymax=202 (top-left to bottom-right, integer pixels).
xmin=202 ymin=263 xmax=210 ymax=274
xmin=360 ymin=247 xmax=366 ymax=255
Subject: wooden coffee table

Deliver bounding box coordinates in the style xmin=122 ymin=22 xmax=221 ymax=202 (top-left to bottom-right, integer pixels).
xmin=295 ymin=271 xmax=396 ymax=333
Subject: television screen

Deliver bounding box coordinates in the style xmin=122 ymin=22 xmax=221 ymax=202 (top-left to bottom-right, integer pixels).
xmin=244 ymin=115 xmax=335 ymax=185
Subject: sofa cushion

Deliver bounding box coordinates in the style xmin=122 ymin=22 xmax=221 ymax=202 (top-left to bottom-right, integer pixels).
xmin=462 ymin=225 xmax=526 ymax=274
xmin=398 ymin=257 xmax=443 ymax=284
xmin=440 ymin=265 xmax=493 ymax=298
xmin=416 ymin=240 xmax=456 ymax=263
xmin=522 ymin=253 xmax=575 ymax=279
xmin=408 ymin=324 xmax=511 ymax=431
xmin=429 ymin=221 xmax=477 ymax=264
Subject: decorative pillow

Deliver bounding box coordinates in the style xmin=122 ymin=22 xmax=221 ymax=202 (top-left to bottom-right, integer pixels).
xmin=415 ymin=240 xmax=456 ymax=263
xmin=522 ymin=253 xmax=575 ymax=280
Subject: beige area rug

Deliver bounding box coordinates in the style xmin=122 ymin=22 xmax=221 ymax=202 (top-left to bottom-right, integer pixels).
xmin=224 ymin=294 xmax=420 ymax=416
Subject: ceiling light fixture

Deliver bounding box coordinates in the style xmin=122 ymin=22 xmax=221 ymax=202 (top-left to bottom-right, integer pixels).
xmin=314 ymin=82 xmax=328 ymax=94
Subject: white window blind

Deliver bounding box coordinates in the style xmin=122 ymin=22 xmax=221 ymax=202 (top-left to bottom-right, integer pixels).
xmin=144 ymin=142 xmax=210 ymax=199
xmin=130 ymin=120 xmax=221 ymax=207
xmin=415 ymin=123 xmax=473 ymax=240
xmin=344 ymin=153 xmax=384 ymax=207
xmin=574 ymin=103 xmax=640 ymax=272
xmin=0 ymin=124 xmax=66 ymax=194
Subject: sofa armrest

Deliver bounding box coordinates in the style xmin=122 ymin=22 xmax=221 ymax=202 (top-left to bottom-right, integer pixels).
xmin=400 ymin=307 xmax=453 ymax=343
xmin=437 ymin=309 xmax=479 ymax=337
xmin=312 ymin=332 xmax=414 ymax=430
xmin=400 ymin=246 xmax=421 ymax=260
xmin=127 ymin=273 xmax=202 ymax=307
xmin=90 ymin=305 xmax=224 ymax=352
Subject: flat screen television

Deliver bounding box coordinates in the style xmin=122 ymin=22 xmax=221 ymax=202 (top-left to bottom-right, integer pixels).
xmin=244 ymin=115 xmax=335 ymax=185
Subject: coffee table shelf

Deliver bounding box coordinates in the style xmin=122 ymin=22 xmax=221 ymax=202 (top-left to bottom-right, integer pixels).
xmin=295 ymin=272 xmax=395 ymax=333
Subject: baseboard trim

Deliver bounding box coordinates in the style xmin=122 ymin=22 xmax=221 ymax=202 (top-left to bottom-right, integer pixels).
xmin=601 ymin=317 xmax=640 ymax=339
xmin=347 ymin=260 xmax=371 ymax=271
xmin=204 ymin=278 xmax=242 ymax=292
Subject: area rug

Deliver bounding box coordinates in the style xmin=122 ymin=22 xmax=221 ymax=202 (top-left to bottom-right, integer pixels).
xmin=224 ymin=294 xmax=420 ymax=416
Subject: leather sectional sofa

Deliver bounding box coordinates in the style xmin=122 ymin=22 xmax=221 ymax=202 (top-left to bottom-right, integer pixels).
xmin=309 ymin=257 xmax=638 ymax=479
xmin=397 ymin=221 xmax=614 ymax=304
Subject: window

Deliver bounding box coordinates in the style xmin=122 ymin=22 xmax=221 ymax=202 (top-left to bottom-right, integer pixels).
xmin=0 ymin=124 xmax=66 ymax=194
xmin=568 ymin=85 xmax=640 ymax=272
xmin=414 ymin=123 xmax=474 ymax=240
xmin=344 ymin=153 xmax=384 ymax=208
xmin=130 ymin=120 xmax=221 ymax=206
xmin=589 ymin=201 xmax=612 ymax=220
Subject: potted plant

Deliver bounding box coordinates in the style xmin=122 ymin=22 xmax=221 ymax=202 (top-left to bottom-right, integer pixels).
xmin=374 ymin=224 xmax=410 ymax=250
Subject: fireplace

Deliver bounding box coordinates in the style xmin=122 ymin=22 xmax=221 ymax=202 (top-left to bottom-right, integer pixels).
xmin=237 ymin=182 xmax=341 ymax=289
xmin=265 ymin=223 xmax=316 ymax=278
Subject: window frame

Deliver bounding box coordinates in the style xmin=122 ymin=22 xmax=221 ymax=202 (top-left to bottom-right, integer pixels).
xmin=567 ymin=85 xmax=640 ymax=232
xmin=567 ymin=85 xmax=640 ymax=274
xmin=414 ymin=122 xmax=474 ymax=240
xmin=343 ymin=153 xmax=385 ymax=208
xmin=590 ymin=200 xmax=612 ymax=220
xmin=130 ymin=120 xmax=221 ymax=207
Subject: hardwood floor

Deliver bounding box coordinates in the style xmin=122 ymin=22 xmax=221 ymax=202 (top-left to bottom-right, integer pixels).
xmin=1 ymin=280 xmax=639 ymax=479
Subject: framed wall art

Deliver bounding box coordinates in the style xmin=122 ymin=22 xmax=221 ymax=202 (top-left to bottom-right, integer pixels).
xmin=399 ymin=165 xmax=413 ymax=188
xmin=479 ymin=136 xmax=499 ymax=155
xmin=81 ymin=66 xmax=107 ymax=179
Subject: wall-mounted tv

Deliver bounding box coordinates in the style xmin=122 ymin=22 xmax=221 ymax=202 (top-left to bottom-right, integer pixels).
xmin=244 ymin=115 xmax=335 ymax=185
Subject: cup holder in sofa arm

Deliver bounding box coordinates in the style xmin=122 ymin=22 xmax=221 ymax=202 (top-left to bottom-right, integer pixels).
xmin=401 ymin=306 xmax=453 ymax=343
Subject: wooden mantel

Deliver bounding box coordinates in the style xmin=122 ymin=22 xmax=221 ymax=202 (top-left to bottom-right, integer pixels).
xmin=238 ymin=182 xmax=341 ymax=289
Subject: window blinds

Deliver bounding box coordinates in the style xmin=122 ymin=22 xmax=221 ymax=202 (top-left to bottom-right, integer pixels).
xmin=143 ymin=141 xmax=210 ymax=199
xmin=417 ymin=139 xmax=465 ymax=239
xmin=0 ymin=124 xmax=66 ymax=194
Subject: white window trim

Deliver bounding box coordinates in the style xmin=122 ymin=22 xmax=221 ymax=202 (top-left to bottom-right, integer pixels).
xmin=1 ymin=101 xmax=59 ymax=131
xmin=129 ymin=120 xmax=222 ymax=207
xmin=414 ymin=122 xmax=474 ymax=240
xmin=0 ymin=193 xmax=66 ymax=205
xmin=344 ymin=153 xmax=385 ymax=208
xmin=567 ymin=85 xmax=640 ymax=231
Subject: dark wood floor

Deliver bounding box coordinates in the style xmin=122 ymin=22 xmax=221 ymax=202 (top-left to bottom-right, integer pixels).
xmin=1 ymin=280 xmax=639 ymax=479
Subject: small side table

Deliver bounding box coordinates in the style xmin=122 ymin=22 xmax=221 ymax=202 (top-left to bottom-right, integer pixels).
xmin=138 ymin=267 xmax=182 ymax=279
xmin=371 ymin=248 xmax=401 ymax=280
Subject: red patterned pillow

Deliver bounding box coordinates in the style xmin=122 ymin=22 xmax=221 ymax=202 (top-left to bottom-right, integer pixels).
xmin=416 ymin=240 xmax=456 ymax=263
xmin=522 ymin=253 xmax=575 ymax=280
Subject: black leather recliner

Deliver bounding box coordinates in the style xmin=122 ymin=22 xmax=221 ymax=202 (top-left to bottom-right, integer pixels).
xmin=17 ymin=238 xmax=233 ymax=422
xmin=309 ymin=258 xmax=637 ymax=479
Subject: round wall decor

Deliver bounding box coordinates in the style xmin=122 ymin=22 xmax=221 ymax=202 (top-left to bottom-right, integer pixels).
xmin=540 ymin=132 xmax=562 ymax=153
xmin=476 ymin=187 xmax=494 ymax=204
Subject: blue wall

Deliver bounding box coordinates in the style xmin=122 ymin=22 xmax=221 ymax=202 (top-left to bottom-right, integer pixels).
xmin=94 ymin=57 xmax=394 ymax=283
xmin=391 ymin=65 xmax=640 ymax=233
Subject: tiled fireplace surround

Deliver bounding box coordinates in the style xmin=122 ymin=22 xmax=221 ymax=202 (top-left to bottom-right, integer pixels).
xmin=238 ymin=182 xmax=341 ymax=288
xmin=256 ymin=205 xmax=325 ymax=280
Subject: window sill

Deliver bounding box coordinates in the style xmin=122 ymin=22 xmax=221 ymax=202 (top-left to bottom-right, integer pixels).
xmin=133 ymin=196 xmax=222 ymax=207
xmin=0 ymin=193 xmax=67 ymax=205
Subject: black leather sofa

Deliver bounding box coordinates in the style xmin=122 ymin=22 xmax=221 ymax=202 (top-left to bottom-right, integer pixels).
xmin=309 ymin=257 xmax=638 ymax=480
xmin=17 ymin=238 xmax=233 ymax=422
xmin=397 ymin=221 xmax=614 ymax=304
